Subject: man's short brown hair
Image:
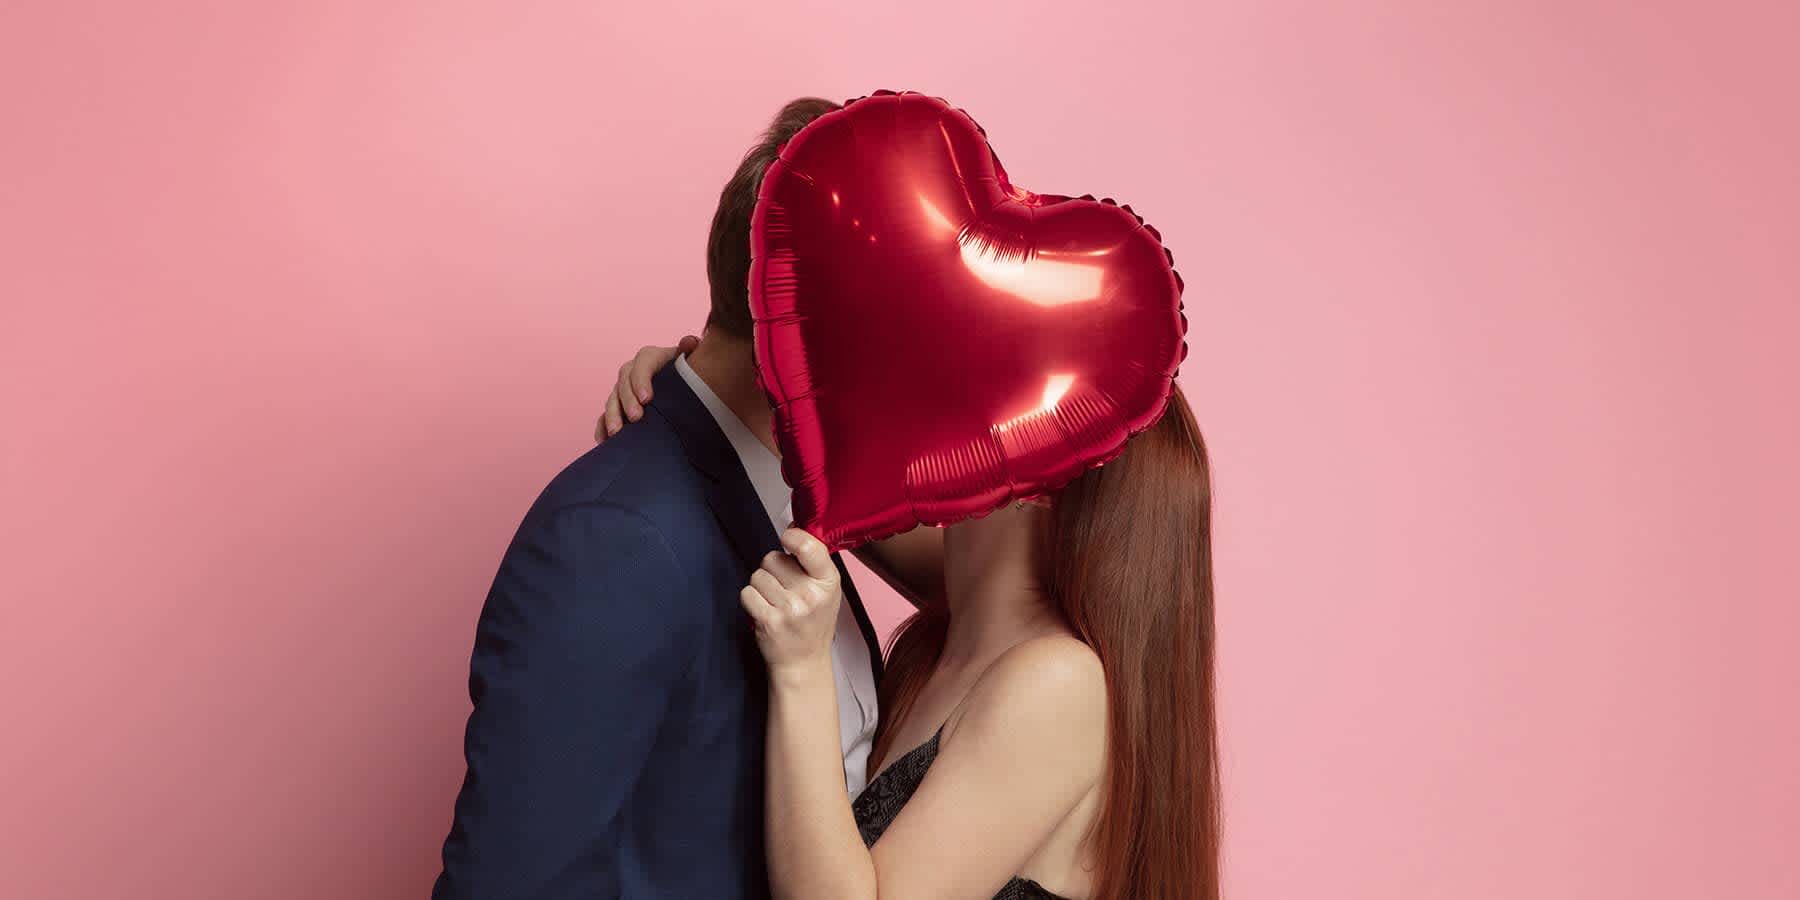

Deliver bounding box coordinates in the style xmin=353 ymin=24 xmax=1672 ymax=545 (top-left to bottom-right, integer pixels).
xmin=704 ymin=97 xmax=841 ymax=338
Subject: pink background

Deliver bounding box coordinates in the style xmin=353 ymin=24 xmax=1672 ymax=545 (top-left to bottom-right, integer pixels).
xmin=3 ymin=2 xmax=1795 ymax=898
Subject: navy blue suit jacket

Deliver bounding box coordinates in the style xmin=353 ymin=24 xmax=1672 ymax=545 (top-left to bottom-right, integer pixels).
xmin=433 ymin=366 xmax=883 ymax=899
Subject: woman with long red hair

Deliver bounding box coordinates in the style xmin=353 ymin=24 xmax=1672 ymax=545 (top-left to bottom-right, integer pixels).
xmin=599 ymin=349 xmax=1219 ymax=899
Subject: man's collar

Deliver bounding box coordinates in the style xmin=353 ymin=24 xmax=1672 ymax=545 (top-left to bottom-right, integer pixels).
xmin=674 ymin=355 xmax=790 ymax=528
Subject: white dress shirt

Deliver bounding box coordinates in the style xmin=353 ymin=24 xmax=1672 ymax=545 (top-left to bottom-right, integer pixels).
xmin=674 ymin=355 xmax=880 ymax=796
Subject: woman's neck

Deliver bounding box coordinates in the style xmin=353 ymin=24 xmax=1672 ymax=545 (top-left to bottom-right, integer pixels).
xmin=939 ymin=503 xmax=1060 ymax=670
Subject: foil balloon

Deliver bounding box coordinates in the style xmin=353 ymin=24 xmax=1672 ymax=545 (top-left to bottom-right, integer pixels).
xmin=751 ymin=90 xmax=1187 ymax=551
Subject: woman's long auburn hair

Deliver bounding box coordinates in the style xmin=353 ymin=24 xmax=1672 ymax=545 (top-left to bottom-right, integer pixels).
xmin=872 ymin=386 xmax=1220 ymax=900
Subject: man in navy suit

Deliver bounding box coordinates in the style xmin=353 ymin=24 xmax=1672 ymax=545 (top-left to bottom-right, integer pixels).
xmin=431 ymin=98 xmax=929 ymax=898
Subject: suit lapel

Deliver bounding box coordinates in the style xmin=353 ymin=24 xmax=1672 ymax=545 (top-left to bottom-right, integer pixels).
xmin=648 ymin=365 xmax=783 ymax=569
xmin=650 ymin=364 xmax=884 ymax=685
xmin=835 ymin=555 xmax=886 ymax=685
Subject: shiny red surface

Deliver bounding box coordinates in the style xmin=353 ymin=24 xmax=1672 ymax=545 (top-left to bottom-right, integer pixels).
xmin=751 ymin=90 xmax=1187 ymax=551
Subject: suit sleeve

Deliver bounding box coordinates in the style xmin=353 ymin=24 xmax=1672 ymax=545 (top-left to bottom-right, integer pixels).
xmin=433 ymin=502 xmax=696 ymax=899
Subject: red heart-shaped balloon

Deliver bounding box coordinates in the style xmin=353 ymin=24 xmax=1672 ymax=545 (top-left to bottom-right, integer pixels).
xmin=751 ymin=91 xmax=1187 ymax=550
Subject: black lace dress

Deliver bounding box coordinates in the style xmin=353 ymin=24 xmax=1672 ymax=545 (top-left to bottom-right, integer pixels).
xmin=851 ymin=728 xmax=1073 ymax=900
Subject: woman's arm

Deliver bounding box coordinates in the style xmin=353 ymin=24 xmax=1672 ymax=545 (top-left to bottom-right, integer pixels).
xmin=743 ymin=532 xmax=1108 ymax=900
xmin=765 ymin=657 xmax=879 ymax=898
xmin=744 ymin=530 xmax=879 ymax=898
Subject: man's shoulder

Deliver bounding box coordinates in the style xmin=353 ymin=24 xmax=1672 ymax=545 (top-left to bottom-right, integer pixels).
xmin=524 ymin=418 xmax=710 ymax=537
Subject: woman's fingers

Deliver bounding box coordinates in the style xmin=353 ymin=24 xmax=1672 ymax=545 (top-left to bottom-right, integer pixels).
xmin=739 ymin=585 xmax=779 ymax=623
xmin=743 ymin=537 xmax=841 ymax=669
xmin=629 ymin=335 xmax=694 ymax=405
xmin=749 ymin=568 xmax=793 ymax=611
xmin=599 ymin=390 xmax=623 ymax=441
xmin=780 ymin=528 xmax=835 ymax=582
xmin=760 ymin=551 xmax=809 ymax=591
xmin=616 ymin=361 xmax=644 ymax=422
xmin=598 ymin=336 xmax=700 ymax=443
xmin=627 ymin=346 xmax=663 ymax=408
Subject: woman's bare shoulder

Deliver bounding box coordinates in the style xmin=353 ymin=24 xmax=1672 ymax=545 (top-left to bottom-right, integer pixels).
xmin=943 ymin=634 xmax=1108 ymax=765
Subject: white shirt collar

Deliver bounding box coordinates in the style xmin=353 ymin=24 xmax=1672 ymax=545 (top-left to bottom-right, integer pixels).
xmin=674 ymin=354 xmax=791 ymax=529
